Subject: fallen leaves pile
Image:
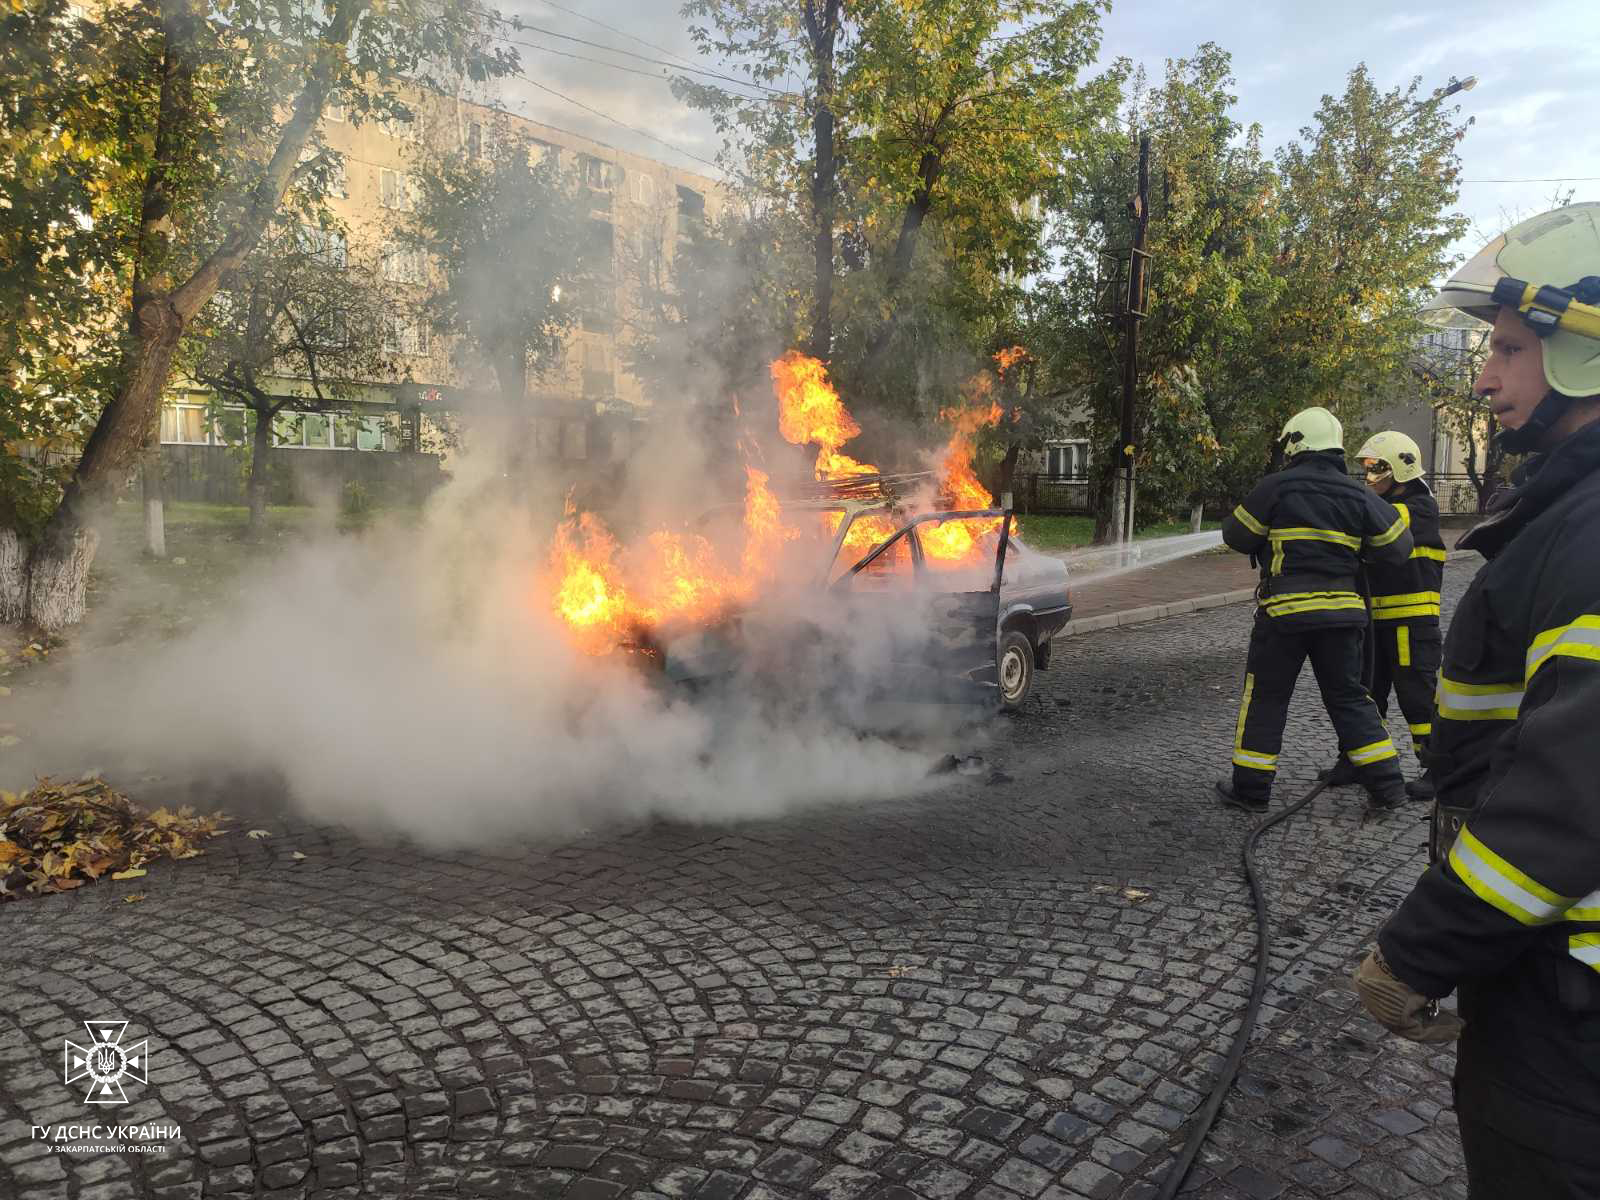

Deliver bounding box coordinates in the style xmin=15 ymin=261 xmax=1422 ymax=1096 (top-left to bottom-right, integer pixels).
xmin=0 ymin=777 xmax=228 ymax=901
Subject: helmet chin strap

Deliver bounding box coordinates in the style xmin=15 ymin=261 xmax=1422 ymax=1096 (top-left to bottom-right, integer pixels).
xmin=1496 ymin=389 xmax=1573 ymax=454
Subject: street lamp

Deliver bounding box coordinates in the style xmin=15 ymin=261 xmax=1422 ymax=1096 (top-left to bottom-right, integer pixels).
xmin=1437 ymin=75 xmax=1478 ymax=99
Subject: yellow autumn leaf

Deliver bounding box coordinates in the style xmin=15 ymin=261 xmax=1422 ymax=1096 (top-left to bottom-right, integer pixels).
xmin=124 ymin=894 xmax=146 ymax=904
xmin=110 ymin=867 xmax=146 ymax=880
xmin=246 ymin=829 xmax=272 ymax=839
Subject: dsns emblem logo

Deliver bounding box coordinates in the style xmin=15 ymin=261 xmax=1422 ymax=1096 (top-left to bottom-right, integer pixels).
xmin=64 ymin=1021 xmax=149 ymax=1105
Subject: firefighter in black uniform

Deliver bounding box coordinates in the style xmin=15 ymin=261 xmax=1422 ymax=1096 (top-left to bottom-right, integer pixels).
xmin=1353 ymin=203 xmax=1600 ymax=1198
xmin=1354 ymin=430 xmax=1448 ymax=800
xmin=1217 ymin=406 xmax=1414 ymax=814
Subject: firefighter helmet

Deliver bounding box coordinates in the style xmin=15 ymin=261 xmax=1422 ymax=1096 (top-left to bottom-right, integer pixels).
xmin=1280 ymin=406 xmax=1344 ymax=457
xmin=1427 ymin=203 xmax=1600 ymax=399
xmin=1356 ymin=430 xmax=1425 ymax=483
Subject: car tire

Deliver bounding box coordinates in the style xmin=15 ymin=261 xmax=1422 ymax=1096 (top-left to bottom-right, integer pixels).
xmin=998 ymin=629 xmax=1035 ymax=712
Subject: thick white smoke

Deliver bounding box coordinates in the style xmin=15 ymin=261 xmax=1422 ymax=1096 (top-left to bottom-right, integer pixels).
xmin=10 ymin=439 xmax=986 ymax=848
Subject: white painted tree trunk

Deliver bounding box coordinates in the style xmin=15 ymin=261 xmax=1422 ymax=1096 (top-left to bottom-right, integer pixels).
xmin=143 ymin=459 xmax=166 ymax=558
xmin=0 ymin=528 xmax=25 ymax=624
xmin=24 ymin=527 xmax=98 ymax=632
xmin=1190 ymin=501 xmax=1205 ymax=533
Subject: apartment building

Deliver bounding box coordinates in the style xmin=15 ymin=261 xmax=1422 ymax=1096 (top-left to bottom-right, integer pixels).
xmin=161 ymin=88 xmax=724 ymax=492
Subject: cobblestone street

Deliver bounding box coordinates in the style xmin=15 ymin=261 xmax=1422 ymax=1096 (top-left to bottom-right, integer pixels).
xmin=0 ymin=566 xmax=1473 ymax=1200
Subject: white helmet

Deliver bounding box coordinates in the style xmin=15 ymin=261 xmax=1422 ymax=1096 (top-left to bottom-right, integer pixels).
xmin=1356 ymin=430 xmax=1425 ymax=484
xmin=1426 ymin=203 xmax=1600 ymax=399
xmin=1280 ymin=406 xmax=1343 ymax=457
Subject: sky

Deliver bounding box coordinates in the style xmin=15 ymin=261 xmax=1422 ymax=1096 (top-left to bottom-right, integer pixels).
xmin=493 ymin=0 xmax=1600 ymax=263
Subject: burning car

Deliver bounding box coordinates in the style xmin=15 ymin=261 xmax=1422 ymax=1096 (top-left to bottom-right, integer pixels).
xmin=639 ymin=479 xmax=1071 ymax=713
xmin=542 ymin=350 xmax=1068 ymax=712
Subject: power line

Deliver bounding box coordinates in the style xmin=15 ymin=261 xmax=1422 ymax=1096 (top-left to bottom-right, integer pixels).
xmin=532 ymin=0 xmax=703 ymax=74
xmin=1460 ymin=176 xmax=1600 ymax=184
xmin=510 ymin=71 xmax=723 ymax=172
xmin=466 ymin=3 xmax=789 ymax=97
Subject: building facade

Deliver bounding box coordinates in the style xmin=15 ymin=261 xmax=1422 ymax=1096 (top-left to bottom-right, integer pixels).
xmin=160 ymin=88 xmax=724 ymax=498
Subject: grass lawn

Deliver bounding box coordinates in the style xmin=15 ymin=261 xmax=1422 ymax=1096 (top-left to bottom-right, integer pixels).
xmin=1016 ymin=513 xmax=1223 ymax=553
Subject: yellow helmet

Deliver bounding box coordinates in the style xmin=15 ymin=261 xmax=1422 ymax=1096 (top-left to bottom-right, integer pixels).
xmin=1356 ymin=430 xmax=1424 ymax=483
xmin=1280 ymin=406 xmax=1343 ymax=457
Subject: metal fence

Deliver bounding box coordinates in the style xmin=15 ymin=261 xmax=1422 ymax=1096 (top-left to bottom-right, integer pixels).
xmin=1427 ymin=472 xmax=1490 ymax=516
xmin=1017 ymin=472 xmax=1094 ymax=516
xmin=159 ymin=444 xmax=447 ymax=506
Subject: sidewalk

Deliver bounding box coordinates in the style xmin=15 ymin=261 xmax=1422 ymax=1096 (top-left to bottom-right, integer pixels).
xmin=1060 ymin=543 xmax=1476 ymax=635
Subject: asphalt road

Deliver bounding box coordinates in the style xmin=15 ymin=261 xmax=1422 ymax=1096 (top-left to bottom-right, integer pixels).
xmin=0 ymin=567 xmax=1474 ymax=1200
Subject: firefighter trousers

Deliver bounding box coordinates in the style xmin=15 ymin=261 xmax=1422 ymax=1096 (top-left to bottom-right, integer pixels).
xmin=1231 ymin=614 xmax=1405 ymax=799
xmin=1460 ymin=1116 xmax=1600 ymax=1199
xmin=1369 ymin=617 xmax=1441 ymax=761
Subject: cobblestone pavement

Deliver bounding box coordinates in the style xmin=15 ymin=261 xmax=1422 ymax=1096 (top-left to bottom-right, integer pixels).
xmin=0 ymin=566 xmax=1474 ymax=1200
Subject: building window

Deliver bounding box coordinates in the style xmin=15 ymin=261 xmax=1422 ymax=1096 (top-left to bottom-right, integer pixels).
xmin=465 ymin=119 xmax=491 ymax=160
xmin=296 ymin=224 xmax=347 ymax=268
xmin=382 ymin=242 xmax=425 ymax=284
xmin=327 ymin=157 xmax=347 ymax=199
xmin=379 ymin=169 xmax=413 ymax=211
xmin=383 ymin=313 xmax=429 ymax=355
xmin=354 ymin=414 xmax=398 ymax=452
xmin=634 ymin=172 xmax=656 ymax=206
xmin=302 ymin=412 xmax=332 ymax=448
xmin=677 ymin=185 xmax=705 ymax=220
xmin=1045 ymin=441 xmax=1089 ymax=478
xmin=528 ymin=139 xmax=556 ymax=167
xmin=305 ymin=306 xmax=349 ymax=349
xmin=272 ymin=412 xmax=304 ymax=447
xmin=160 ymin=403 xmax=214 ymax=445
xmin=381 ymin=110 xmax=420 ymax=142
xmin=324 ymin=92 xmax=345 ymax=122
xmin=580 ymin=154 xmax=617 ymax=190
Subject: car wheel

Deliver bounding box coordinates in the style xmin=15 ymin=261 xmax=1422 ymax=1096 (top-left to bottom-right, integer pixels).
xmin=998 ymin=630 xmax=1035 ymax=712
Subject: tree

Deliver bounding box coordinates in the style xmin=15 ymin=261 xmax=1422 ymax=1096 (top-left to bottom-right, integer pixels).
xmin=187 ymin=218 xmax=392 ymax=534
xmin=0 ymin=0 xmax=511 ymax=629
xmin=1043 ymin=45 xmax=1282 ymax=531
xmin=407 ymin=129 xmax=592 ymax=410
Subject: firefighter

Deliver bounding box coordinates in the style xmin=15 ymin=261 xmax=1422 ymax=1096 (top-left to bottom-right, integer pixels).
xmin=1353 ymin=203 xmax=1600 ymax=1198
xmin=1355 ymin=430 xmax=1447 ymax=799
xmin=1217 ymin=405 xmax=1414 ymax=814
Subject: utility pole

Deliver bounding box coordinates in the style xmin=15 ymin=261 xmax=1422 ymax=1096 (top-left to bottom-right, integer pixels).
xmin=1112 ymin=132 xmax=1150 ymax=546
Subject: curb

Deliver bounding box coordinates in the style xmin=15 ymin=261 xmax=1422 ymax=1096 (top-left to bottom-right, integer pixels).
xmin=1058 ymin=548 xmax=1479 ymax=638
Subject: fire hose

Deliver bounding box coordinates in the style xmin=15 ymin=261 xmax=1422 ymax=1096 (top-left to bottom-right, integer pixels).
xmin=1150 ymin=768 xmax=1333 ymax=1200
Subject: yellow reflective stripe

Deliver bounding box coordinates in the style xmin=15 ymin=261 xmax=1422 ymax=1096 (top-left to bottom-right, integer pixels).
xmin=1347 ymin=739 xmax=1398 ymax=766
xmin=1411 ymin=546 xmax=1448 ymax=562
xmin=1231 ymin=505 xmax=1268 ymax=537
xmin=1267 ymin=527 xmax=1362 ymax=549
xmin=1570 ymin=932 xmax=1600 ymax=973
xmin=1261 ymin=591 xmax=1367 ymax=617
xmin=1526 ymin=615 xmax=1600 ymax=686
xmin=1368 ymin=514 xmax=1408 ymax=548
xmin=1436 ymin=675 xmax=1523 ymax=721
xmin=1448 ymin=826 xmax=1575 ymax=926
xmin=1232 ymin=675 xmax=1275 ymax=771
xmin=1270 ymin=540 xmax=1285 ymax=575
xmin=1569 ymin=889 xmax=1600 ymax=921
xmin=1394 ymin=502 xmax=1412 ymax=529
xmin=1372 ymin=591 xmax=1442 ymax=610
xmin=1372 ymin=604 xmax=1442 ymax=620
xmin=1397 ymin=626 xmax=1411 ymax=667
xmin=1232 ymin=751 xmax=1278 ymax=771
xmin=1408 ymin=722 xmax=1432 ymax=736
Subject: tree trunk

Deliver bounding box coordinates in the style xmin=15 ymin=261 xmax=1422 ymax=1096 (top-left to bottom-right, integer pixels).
xmin=247 ymin=406 xmax=273 ymax=537
xmin=0 ymin=528 xmax=25 ymax=624
xmin=803 ymin=0 xmax=841 ymax=362
xmin=1190 ymin=501 xmax=1205 ymax=533
xmin=996 ymin=442 xmax=1022 ymax=504
xmin=143 ymin=451 xmax=167 ymax=558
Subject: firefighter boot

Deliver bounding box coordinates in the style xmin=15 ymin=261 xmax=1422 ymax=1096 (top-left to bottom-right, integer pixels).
xmin=1215 ymin=779 xmax=1269 ymax=814
xmin=1317 ymin=759 xmax=1359 ymax=786
xmin=1406 ymin=769 xmax=1436 ymax=802
xmin=1365 ymin=778 xmax=1408 ymax=813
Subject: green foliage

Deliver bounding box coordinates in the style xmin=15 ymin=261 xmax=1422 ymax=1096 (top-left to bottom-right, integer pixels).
xmin=1043 ymin=49 xmax=1470 ymax=525
xmin=407 ymin=128 xmax=593 ymax=403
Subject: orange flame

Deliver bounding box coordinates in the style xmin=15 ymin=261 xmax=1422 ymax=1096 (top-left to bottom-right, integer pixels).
xmin=547 ymin=350 xmax=1018 ymax=653
xmin=771 ymin=350 xmax=875 ymax=479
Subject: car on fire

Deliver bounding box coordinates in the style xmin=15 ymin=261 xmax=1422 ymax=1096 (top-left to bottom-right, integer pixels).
xmin=642 ymin=482 xmax=1072 ymax=713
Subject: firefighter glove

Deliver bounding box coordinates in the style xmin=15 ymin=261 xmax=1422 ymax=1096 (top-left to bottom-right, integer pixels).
xmin=1353 ymin=947 xmax=1464 ymax=1043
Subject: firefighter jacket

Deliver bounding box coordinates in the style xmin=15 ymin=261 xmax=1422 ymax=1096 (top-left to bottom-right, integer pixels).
xmin=1378 ymin=422 xmax=1600 ymax=1163
xmin=1366 ymin=480 xmax=1447 ymax=625
xmin=1221 ymin=450 xmax=1413 ymax=629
